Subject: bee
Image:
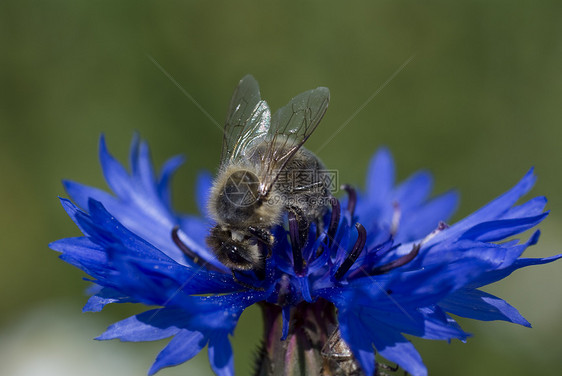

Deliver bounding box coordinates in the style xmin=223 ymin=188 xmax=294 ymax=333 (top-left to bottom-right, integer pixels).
xmin=206 ymin=75 xmax=331 ymax=277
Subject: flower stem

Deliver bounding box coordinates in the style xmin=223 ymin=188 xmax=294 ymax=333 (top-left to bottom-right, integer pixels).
xmin=255 ymin=299 xmax=364 ymax=376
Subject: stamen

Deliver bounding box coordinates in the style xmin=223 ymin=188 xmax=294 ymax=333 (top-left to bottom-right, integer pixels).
xmin=326 ymin=198 xmax=341 ymax=247
xmin=420 ymin=221 xmax=449 ymax=246
xmin=368 ymin=243 xmax=420 ymax=276
xmin=341 ymin=184 xmax=357 ymax=219
xmin=171 ymin=226 xmax=223 ymax=272
xmin=288 ymin=211 xmax=305 ymax=275
xmin=334 ymin=223 xmax=366 ymax=280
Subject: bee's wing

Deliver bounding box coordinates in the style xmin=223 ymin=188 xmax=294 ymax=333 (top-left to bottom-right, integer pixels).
xmin=221 ymin=75 xmax=271 ymax=166
xmin=257 ymin=86 xmax=330 ymax=195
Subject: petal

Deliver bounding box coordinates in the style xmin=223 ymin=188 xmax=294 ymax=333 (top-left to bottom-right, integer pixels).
xmin=338 ymin=306 xmax=427 ymax=376
xmin=49 ymin=236 xmax=108 ymax=278
xmin=99 ymin=135 xmax=134 ymax=198
xmin=469 ymin=253 xmax=562 ymax=288
xmin=366 ymin=147 xmax=394 ymax=203
xmin=96 ymin=308 xmax=184 ymax=342
xmin=148 ymin=329 xmax=207 ymax=375
xmin=371 ymin=325 xmax=427 ymax=376
xmin=505 ymin=196 xmax=547 ymax=219
xmin=338 ymin=312 xmax=376 ymax=376
xmin=158 ymin=155 xmax=186 ymax=212
xmin=396 ymin=190 xmax=459 ymax=243
xmin=208 ymin=332 xmax=234 ymax=376
xmin=63 ymin=180 xmax=115 ymax=212
xmin=428 ymin=169 xmax=536 ymax=245
xmin=133 ymin=140 xmax=158 ymax=196
xmin=394 ymin=170 xmax=433 ymax=209
xmin=439 ymin=289 xmax=531 ymax=327
xmin=459 ymin=212 xmax=548 ymax=243
xmin=83 ymin=287 xmax=132 ymax=312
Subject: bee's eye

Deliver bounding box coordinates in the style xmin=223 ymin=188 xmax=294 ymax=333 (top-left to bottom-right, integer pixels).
xmin=225 ymin=244 xmax=245 ymax=264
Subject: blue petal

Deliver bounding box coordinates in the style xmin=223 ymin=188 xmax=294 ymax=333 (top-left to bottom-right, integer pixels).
xmin=439 ymin=289 xmax=531 ymax=327
xmin=366 ymin=147 xmax=394 ymax=204
xmin=428 ymin=169 xmax=536 ymax=245
xmin=505 ymin=196 xmax=547 ymax=219
xmin=49 ymin=236 xmax=108 ymax=278
xmin=83 ymin=287 xmax=131 ymax=312
xmin=208 ymin=332 xmax=234 ymax=376
xmin=469 ymin=253 xmax=562 ymax=289
xmin=99 ymin=135 xmax=134 ymax=198
xmin=394 ymin=170 xmax=433 ymax=209
xmin=338 ymin=306 xmax=427 ymax=376
xmin=371 ymin=324 xmax=427 ymax=376
xmin=96 ymin=308 xmax=185 ymax=341
xmin=417 ymin=306 xmax=469 ymax=341
xmin=133 ymin=140 xmax=158 ymax=196
xmin=338 ymin=312 xmax=376 ymax=376
xmin=148 ymin=329 xmax=207 ymax=375
xmin=460 ymin=212 xmax=548 ymax=243
xmin=158 ymin=155 xmax=186 ymax=212
xmin=63 ymin=180 xmax=115 ymax=213
xmin=76 ymin=136 xmax=191 ymax=263
xmin=396 ymin=190 xmax=459 ymax=243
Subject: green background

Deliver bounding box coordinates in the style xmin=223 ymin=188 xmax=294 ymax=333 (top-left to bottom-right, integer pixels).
xmin=1 ymin=1 xmax=561 ymax=375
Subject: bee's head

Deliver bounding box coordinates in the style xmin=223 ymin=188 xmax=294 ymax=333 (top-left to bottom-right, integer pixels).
xmin=206 ymin=225 xmax=263 ymax=272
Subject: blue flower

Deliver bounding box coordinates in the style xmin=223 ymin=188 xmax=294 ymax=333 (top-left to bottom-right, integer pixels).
xmin=50 ymin=135 xmax=561 ymax=376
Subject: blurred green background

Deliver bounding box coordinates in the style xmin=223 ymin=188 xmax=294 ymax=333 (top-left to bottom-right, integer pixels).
xmin=1 ymin=1 xmax=561 ymax=375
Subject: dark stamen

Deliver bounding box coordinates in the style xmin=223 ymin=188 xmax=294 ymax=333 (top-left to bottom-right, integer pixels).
xmin=341 ymin=184 xmax=357 ymax=219
xmin=368 ymin=243 xmax=420 ymax=276
xmin=326 ymin=198 xmax=341 ymax=247
xmin=171 ymin=226 xmax=223 ymax=272
xmin=288 ymin=211 xmax=305 ymax=275
xmin=334 ymin=223 xmax=366 ymax=280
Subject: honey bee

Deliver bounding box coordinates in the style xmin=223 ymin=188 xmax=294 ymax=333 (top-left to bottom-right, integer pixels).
xmin=206 ymin=75 xmax=331 ymax=277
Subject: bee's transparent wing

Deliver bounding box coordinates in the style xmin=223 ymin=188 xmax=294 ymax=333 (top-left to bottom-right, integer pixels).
xmin=257 ymin=86 xmax=330 ymax=195
xmin=221 ymin=75 xmax=271 ymax=166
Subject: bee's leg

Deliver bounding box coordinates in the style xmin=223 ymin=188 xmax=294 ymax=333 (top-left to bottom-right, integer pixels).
xmin=254 ymin=242 xmax=268 ymax=281
xmin=232 ymin=270 xmax=265 ymax=291
xmin=375 ymin=363 xmax=401 ymax=376
xmin=248 ymin=226 xmax=274 ymax=248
